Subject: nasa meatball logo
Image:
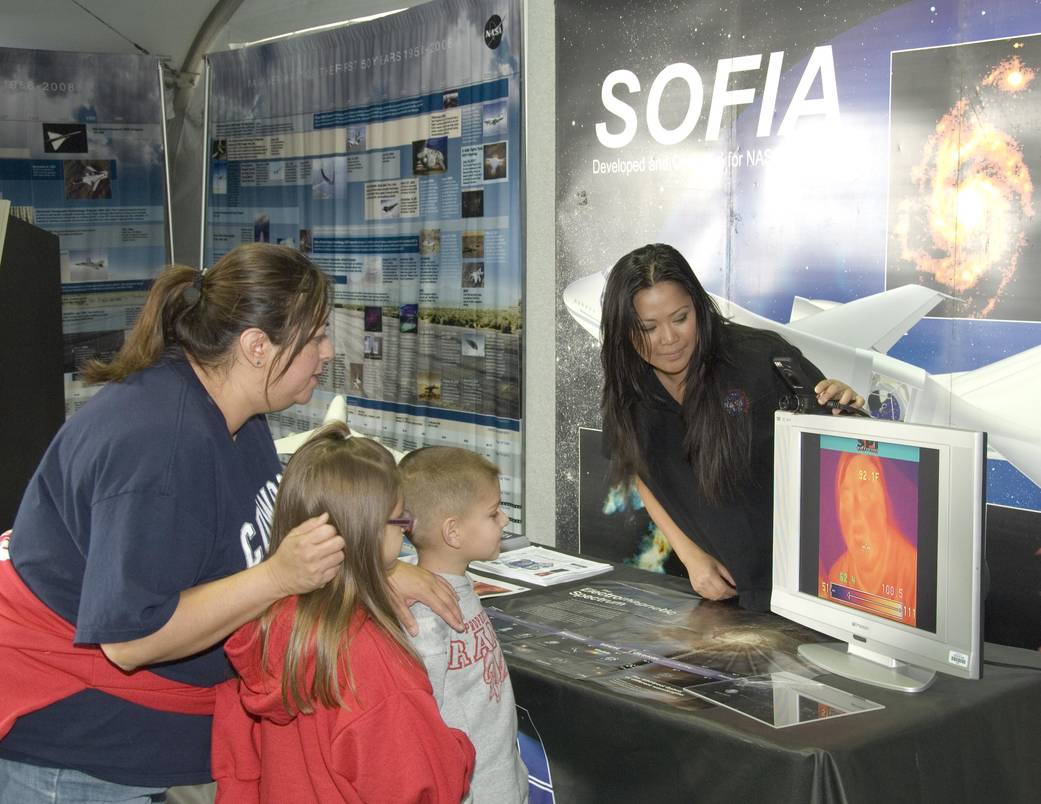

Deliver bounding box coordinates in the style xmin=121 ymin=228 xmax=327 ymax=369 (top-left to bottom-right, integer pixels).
xmin=722 ymin=389 xmax=750 ymax=417
xmin=484 ymin=15 xmax=503 ymax=49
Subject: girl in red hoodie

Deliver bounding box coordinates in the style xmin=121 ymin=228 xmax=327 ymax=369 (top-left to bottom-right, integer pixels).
xmin=213 ymin=423 xmax=475 ymax=803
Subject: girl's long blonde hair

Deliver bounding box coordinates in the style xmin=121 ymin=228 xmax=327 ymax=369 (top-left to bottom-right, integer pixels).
xmin=260 ymin=422 xmax=414 ymax=713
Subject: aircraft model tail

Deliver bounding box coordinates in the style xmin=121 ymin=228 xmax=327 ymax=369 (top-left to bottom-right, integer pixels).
xmin=788 ymin=296 xmax=841 ymax=321
xmin=273 ymin=395 xmax=348 ymax=455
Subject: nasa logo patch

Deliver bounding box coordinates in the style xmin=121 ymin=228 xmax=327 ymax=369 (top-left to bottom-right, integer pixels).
xmin=722 ymin=388 xmax=749 ymax=416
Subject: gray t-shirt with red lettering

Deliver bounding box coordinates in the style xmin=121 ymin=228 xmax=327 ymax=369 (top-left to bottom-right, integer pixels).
xmin=409 ymin=573 xmax=528 ymax=804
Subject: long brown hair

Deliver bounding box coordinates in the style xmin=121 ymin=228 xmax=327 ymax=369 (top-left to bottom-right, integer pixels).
xmin=600 ymin=243 xmax=749 ymax=503
xmin=259 ymin=423 xmax=414 ymax=713
xmin=82 ymin=244 xmax=330 ymax=386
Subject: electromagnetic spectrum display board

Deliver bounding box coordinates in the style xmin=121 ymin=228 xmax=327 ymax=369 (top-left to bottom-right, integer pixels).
xmin=555 ymin=1 xmax=1041 ymax=567
xmin=0 ymin=48 xmax=170 ymax=414
xmin=205 ymin=0 xmax=524 ymax=537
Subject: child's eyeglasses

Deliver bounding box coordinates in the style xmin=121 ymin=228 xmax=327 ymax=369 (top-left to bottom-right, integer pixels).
xmin=387 ymin=511 xmax=416 ymax=537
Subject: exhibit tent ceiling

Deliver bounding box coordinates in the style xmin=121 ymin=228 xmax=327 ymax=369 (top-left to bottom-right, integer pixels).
xmin=0 ymin=0 xmax=218 ymax=67
xmin=0 ymin=1 xmax=415 ymax=79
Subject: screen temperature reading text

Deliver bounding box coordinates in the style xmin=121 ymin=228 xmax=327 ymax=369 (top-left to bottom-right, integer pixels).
xmin=816 ymin=437 xmax=923 ymax=627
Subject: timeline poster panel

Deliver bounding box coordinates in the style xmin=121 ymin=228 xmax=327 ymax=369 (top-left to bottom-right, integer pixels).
xmin=206 ymin=0 xmax=525 ymax=537
xmin=555 ymin=0 xmax=1041 ymax=558
xmin=0 ymin=48 xmax=170 ymax=414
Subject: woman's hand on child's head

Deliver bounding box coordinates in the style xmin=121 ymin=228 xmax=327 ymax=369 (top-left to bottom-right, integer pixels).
xmin=265 ymin=512 xmax=346 ymax=597
xmin=388 ymin=562 xmax=464 ymax=635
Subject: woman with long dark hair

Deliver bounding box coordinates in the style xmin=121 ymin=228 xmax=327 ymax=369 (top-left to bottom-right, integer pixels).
xmin=601 ymin=243 xmax=863 ymax=610
xmin=0 ymin=244 xmax=461 ymax=802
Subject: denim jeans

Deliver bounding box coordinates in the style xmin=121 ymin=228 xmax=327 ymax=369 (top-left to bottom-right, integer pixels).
xmin=0 ymin=758 xmax=166 ymax=803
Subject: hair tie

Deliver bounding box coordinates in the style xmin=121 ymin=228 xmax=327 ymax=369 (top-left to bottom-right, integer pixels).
xmin=182 ymin=269 xmax=203 ymax=305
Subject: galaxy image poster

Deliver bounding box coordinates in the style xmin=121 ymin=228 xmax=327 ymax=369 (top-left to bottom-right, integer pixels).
xmin=555 ymin=0 xmax=1041 ymax=558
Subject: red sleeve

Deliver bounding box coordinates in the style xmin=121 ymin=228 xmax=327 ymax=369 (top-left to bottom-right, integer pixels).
xmin=330 ymin=688 xmax=475 ymax=803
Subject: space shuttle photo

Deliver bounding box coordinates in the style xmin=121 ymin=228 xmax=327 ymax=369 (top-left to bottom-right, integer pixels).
xmin=562 ymin=267 xmax=1041 ymax=494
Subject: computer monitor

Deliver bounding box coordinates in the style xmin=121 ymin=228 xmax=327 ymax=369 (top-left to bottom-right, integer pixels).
xmin=771 ymin=411 xmax=986 ymax=693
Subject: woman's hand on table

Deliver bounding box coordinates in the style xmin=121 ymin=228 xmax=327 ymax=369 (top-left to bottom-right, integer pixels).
xmin=676 ymin=541 xmax=737 ymax=601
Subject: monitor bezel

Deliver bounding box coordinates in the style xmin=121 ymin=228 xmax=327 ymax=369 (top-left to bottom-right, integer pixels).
xmin=771 ymin=411 xmax=986 ymax=684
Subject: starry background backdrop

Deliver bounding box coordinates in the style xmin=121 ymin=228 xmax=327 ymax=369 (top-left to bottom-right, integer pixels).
xmin=554 ymin=0 xmax=1041 ymax=548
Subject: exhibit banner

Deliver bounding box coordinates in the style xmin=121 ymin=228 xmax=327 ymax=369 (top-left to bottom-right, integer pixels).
xmin=555 ymin=1 xmax=1041 ymax=597
xmin=0 ymin=48 xmax=171 ymax=413
xmin=205 ymin=0 xmax=525 ymax=536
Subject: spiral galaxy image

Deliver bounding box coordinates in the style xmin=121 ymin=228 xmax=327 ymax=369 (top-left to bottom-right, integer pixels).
xmin=888 ymin=37 xmax=1041 ymax=321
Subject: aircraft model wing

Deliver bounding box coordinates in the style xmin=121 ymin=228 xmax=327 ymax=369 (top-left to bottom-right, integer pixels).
xmin=941 ymin=343 xmax=1041 ymax=429
xmin=785 ymin=284 xmax=948 ymax=353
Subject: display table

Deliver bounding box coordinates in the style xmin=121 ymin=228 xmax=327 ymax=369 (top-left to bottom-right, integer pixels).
xmin=483 ymin=562 xmax=1041 ymax=804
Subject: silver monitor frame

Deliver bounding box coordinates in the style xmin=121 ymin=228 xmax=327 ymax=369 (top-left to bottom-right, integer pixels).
xmin=771 ymin=411 xmax=986 ymax=692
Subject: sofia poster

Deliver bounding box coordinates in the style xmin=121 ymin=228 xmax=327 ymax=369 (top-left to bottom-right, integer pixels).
xmin=556 ymin=0 xmax=1041 ymax=646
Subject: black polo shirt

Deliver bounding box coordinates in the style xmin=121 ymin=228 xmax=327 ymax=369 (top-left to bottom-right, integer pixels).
xmin=633 ymin=325 xmax=824 ymax=611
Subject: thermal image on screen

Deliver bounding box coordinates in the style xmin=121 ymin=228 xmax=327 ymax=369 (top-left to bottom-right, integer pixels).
xmin=817 ymin=437 xmax=921 ymax=626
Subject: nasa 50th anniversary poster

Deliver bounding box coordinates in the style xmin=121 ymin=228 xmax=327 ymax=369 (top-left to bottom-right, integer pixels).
xmin=555 ymin=0 xmax=1041 ymax=609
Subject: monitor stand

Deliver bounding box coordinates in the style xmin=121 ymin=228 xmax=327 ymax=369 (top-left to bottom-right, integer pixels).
xmin=799 ymin=642 xmax=936 ymax=693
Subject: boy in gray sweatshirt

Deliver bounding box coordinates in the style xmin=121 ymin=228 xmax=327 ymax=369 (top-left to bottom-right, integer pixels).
xmin=400 ymin=447 xmax=528 ymax=804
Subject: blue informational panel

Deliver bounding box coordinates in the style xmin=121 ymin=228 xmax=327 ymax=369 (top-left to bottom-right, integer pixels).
xmin=0 ymin=48 xmax=170 ymax=412
xmin=206 ymin=0 xmax=525 ymax=536
xmin=555 ymin=0 xmax=1041 ymax=550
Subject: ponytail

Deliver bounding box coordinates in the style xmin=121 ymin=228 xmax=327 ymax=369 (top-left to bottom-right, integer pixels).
xmin=81 ymin=265 xmax=199 ymax=383
xmin=81 ymin=244 xmax=331 ymax=385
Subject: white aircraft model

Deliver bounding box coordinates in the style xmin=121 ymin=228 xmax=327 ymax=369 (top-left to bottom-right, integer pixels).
xmin=562 ymin=268 xmax=1041 ymax=491
xmin=273 ymin=395 xmax=406 ymax=462
xmin=466 ymin=265 xmax=484 ymax=286
xmin=80 ymin=167 xmax=108 ymax=192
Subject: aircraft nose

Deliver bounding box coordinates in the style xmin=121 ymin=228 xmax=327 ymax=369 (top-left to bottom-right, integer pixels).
xmin=561 ymin=271 xmax=608 ymax=341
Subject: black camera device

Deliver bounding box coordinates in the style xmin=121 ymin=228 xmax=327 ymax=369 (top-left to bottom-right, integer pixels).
xmin=772 ymin=357 xmax=824 ymax=414
xmin=772 ymin=356 xmax=867 ymax=416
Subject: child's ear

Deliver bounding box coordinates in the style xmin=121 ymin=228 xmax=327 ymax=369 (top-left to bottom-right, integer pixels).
xmin=441 ymin=516 xmax=462 ymax=549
